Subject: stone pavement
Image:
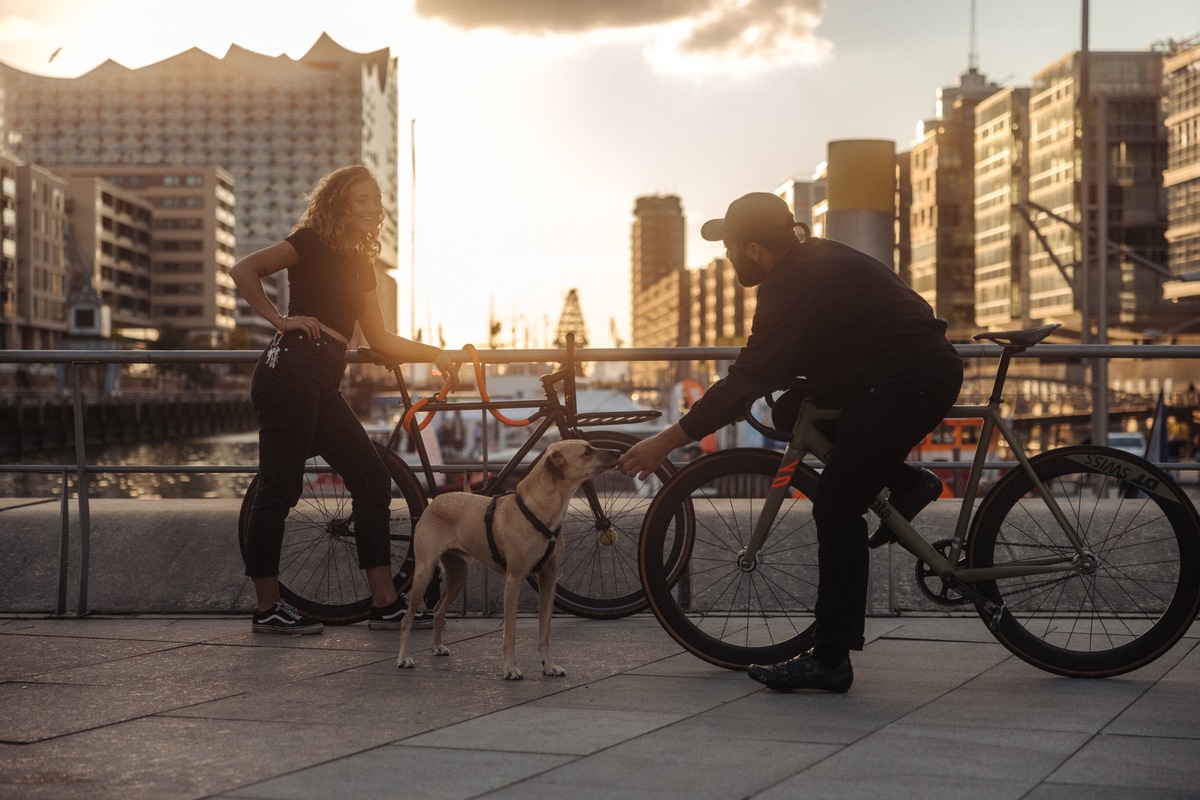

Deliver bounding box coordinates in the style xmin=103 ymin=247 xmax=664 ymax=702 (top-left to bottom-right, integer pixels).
xmin=1 ymin=613 xmax=1197 ymax=800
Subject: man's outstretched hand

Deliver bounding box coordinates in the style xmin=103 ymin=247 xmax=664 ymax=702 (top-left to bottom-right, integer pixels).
xmin=617 ymin=424 xmax=694 ymax=480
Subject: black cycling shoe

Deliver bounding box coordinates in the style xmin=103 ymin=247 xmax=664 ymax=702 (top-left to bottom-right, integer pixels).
xmin=868 ymin=468 xmax=943 ymax=549
xmin=747 ymin=650 xmax=853 ymax=693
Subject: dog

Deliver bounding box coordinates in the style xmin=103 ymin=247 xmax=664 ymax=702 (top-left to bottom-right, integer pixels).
xmin=397 ymin=439 xmax=620 ymax=680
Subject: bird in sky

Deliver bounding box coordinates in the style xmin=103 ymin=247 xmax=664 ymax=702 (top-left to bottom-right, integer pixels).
xmin=48 ymin=46 xmax=63 ymax=64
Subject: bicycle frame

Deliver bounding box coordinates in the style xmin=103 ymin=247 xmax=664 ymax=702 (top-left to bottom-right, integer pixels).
xmin=738 ymin=348 xmax=1092 ymax=589
xmin=367 ymin=335 xmax=655 ymax=541
xmin=379 ymin=361 xmax=583 ymax=498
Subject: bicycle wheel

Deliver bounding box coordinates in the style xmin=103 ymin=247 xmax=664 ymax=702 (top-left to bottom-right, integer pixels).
xmin=968 ymin=445 xmax=1200 ymax=677
xmin=549 ymin=430 xmax=692 ymax=619
xmin=238 ymin=442 xmax=426 ymax=624
xmin=639 ymin=448 xmax=821 ymax=670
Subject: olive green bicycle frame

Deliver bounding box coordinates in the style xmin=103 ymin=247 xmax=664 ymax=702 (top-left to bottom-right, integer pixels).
xmin=737 ymin=395 xmax=1090 ymax=586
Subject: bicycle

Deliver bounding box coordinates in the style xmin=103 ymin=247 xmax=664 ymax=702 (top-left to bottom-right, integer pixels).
xmin=638 ymin=324 xmax=1200 ymax=677
xmin=238 ymin=335 xmax=692 ymax=623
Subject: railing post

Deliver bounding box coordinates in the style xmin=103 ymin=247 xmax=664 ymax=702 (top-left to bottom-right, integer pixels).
xmin=71 ymin=362 xmax=92 ymax=617
xmin=55 ymin=470 xmax=70 ymax=616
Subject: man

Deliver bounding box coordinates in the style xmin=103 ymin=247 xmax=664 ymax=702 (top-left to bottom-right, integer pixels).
xmin=618 ymin=192 xmax=962 ymax=693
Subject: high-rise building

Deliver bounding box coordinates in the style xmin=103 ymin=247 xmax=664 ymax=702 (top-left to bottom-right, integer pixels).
xmin=909 ymin=67 xmax=1000 ymax=339
xmin=974 ymin=86 xmax=1031 ymax=329
xmin=1162 ymin=36 xmax=1200 ymax=308
xmin=630 ymin=195 xmax=687 ymax=388
xmin=0 ymin=34 xmax=399 ymax=343
xmin=1027 ymin=50 xmax=1195 ymax=336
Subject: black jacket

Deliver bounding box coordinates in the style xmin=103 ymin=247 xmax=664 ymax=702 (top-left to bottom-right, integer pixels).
xmin=680 ymin=237 xmax=958 ymax=440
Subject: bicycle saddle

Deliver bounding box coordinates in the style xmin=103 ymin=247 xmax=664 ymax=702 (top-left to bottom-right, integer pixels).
xmin=972 ymin=323 xmax=1061 ymax=350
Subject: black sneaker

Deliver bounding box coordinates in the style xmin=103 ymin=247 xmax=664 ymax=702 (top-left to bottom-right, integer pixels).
xmin=252 ymin=601 xmax=324 ymax=636
xmin=747 ymin=650 xmax=853 ymax=693
xmin=868 ymin=468 xmax=943 ymax=548
xmin=367 ymin=595 xmax=435 ymax=630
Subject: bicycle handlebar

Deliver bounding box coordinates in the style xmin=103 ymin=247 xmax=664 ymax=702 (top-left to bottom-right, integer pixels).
xmin=742 ymin=396 xmax=792 ymax=442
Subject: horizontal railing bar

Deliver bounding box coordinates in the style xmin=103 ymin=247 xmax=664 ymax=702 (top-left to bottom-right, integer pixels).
xmin=4 ymin=343 xmax=1200 ymax=366
xmin=4 ymin=459 xmax=1195 ymax=476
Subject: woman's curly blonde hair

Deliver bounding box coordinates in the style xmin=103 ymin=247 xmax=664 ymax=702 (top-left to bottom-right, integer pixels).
xmin=293 ymin=164 xmax=382 ymax=260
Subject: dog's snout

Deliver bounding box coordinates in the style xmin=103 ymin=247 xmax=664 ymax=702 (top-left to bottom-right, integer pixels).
xmin=596 ymin=447 xmax=621 ymax=467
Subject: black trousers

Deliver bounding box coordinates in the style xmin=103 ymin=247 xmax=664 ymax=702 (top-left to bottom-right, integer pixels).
xmin=772 ymin=345 xmax=963 ymax=653
xmin=242 ymin=329 xmax=393 ymax=578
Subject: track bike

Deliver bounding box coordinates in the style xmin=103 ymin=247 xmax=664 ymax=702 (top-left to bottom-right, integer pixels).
xmin=238 ymin=336 xmax=692 ymax=623
xmin=638 ymin=324 xmax=1200 ymax=677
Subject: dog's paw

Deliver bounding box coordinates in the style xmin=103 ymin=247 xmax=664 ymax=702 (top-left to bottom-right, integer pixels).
xmin=503 ymin=668 xmax=524 ymax=681
xmin=433 ymin=645 xmax=450 ymax=657
xmin=396 ymin=657 xmax=415 ymax=669
xmin=542 ymin=663 xmax=567 ymax=677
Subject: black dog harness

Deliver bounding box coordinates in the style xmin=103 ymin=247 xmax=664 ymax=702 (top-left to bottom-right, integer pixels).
xmin=483 ymin=492 xmax=561 ymax=576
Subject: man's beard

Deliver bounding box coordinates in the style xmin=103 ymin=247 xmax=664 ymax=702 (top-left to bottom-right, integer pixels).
xmin=733 ymin=261 xmax=768 ymax=287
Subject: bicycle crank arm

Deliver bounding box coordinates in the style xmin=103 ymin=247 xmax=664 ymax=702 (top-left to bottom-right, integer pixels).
xmin=942 ymin=574 xmax=1005 ymax=630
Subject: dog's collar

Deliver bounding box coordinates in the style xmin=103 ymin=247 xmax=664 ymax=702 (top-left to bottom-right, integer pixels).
xmin=484 ymin=493 xmax=560 ymax=576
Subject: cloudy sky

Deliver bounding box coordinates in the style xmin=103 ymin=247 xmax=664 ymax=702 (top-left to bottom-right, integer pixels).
xmin=2 ymin=0 xmax=1199 ymax=348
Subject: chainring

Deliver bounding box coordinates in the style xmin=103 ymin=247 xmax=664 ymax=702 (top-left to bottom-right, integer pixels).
xmin=915 ymin=538 xmax=970 ymax=606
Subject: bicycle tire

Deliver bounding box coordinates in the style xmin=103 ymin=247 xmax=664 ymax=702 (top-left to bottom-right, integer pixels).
xmin=968 ymin=445 xmax=1200 ymax=677
xmin=237 ymin=442 xmax=426 ymax=624
xmin=639 ymin=448 xmax=821 ymax=670
xmin=543 ymin=430 xmax=693 ymax=619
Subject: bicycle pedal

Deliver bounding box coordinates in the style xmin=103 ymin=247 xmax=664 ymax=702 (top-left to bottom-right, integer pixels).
xmin=942 ymin=574 xmax=1005 ymax=629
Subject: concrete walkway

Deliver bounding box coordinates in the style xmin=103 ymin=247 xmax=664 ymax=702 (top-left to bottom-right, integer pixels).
xmin=1 ymin=613 xmax=1197 ymax=800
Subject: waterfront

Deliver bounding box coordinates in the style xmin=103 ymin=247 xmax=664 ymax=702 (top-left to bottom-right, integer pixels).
xmin=0 ymin=430 xmax=260 ymax=500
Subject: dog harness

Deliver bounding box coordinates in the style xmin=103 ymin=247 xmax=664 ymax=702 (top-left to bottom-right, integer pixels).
xmin=483 ymin=492 xmax=560 ymax=576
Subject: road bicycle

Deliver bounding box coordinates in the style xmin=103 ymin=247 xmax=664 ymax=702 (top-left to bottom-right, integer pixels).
xmin=238 ymin=336 xmax=691 ymax=623
xmin=638 ymin=324 xmax=1200 ymax=677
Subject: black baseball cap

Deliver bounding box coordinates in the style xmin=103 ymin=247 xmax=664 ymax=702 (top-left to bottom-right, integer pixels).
xmin=700 ymin=192 xmax=799 ymax=242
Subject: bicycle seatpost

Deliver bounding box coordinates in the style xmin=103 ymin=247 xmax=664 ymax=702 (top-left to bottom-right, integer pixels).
xmin=987 ymin=346 xmax=1022 ymax=406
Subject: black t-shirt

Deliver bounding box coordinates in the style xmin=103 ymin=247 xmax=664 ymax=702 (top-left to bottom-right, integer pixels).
xmin=284 ymin=227 xmax=377 ymax=340
xmin=680 ymin=237 xmax=958 ymax=440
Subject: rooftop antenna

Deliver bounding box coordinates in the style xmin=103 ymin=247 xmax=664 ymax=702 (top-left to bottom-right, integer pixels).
xmin=968 ymin=0 xmax=979 ymax=72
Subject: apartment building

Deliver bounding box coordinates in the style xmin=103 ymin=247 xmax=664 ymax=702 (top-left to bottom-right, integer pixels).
xmin=974 ymin=87 xmax=1031 ymax=329
xmin=909 ymin=67 xmax=1000 ymax=340
xmin=1163 ymin=36 xmax=1200 ymax=306
xmin=61 ymin=166 xmax=238 ymax=346
xmin=61 ymin=174 xmax=154 ymax=341
xmin=0 ymin=151 xmax=69 ymax=350
xmin=1027 ymin=51 xmax=1195 ymax=335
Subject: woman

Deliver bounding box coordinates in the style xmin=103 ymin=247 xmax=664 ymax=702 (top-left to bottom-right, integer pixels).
xmin=232 ymin=164 xmax=458 ymax=635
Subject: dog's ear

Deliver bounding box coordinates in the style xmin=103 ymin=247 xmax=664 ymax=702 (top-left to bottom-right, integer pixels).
xmin=546 ymin=450 xmax=566 ymax=480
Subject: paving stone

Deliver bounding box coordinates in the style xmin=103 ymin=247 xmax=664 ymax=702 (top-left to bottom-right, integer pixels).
xmin=482 ymin=728 xmax=838 ymax=800
xmin=1047 ymin=735 xmax=1200 ymax=792
xmin=0 ymin=716 xmax=397 ymax=800
xmin=399 ymin=705 xmax=681 ymax=756
xmin=226 ymin=745 xmax=572 ymax=800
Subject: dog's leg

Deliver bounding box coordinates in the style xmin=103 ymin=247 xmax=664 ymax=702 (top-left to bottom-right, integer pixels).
xmin=537 ymin=566 xmax=565 ymax=677
xmin=397 ymin=559 xmax=437 ymax=669
xmin=502 ymin=573 xmax=524 ymax=680
xmin=431 ymin=553 xmax=468 ymax=657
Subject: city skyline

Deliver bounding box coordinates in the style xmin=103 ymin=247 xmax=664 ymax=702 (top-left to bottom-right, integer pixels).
xmin=3 ymin=0 xmax=1199 ymax=348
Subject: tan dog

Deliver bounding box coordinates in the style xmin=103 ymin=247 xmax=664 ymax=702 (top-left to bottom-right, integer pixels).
xmin=397 ymin=439 xmax=620 ymax=680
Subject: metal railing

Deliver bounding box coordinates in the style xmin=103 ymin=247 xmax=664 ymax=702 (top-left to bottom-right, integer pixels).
xmin=3 ymin=343 xmax=1199 ymax=616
